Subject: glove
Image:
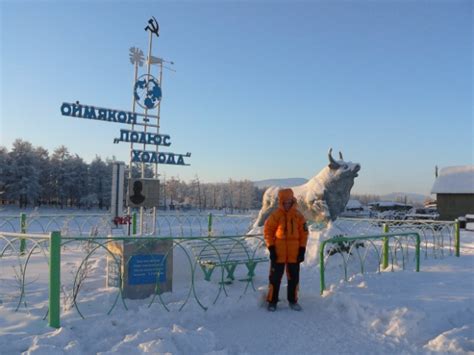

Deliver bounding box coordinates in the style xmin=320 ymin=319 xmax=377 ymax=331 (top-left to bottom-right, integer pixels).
xmin=268 ymin=246 xmax=277 ymax=262
xmin=297 ymin=247 xmax=306 ymax=263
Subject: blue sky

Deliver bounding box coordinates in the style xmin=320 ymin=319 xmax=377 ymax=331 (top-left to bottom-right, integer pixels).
xmin=1 ymin=0 xmax=472 ymax=195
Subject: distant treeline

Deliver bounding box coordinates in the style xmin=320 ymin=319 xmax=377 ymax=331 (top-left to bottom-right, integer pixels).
xmin=0 ymin=139 xmax=265 ymax=211
xmin=1 ymin=139 xmax=422 ymax=211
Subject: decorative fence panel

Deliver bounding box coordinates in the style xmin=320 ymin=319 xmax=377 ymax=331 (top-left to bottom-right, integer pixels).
xmin=333 ymin=218 xmax=458 ymax=258
xmin=0 ymin=214 xmax=461 ymax=329
xmin=0 ymin=212 xmax=256 ymax=238
xmin=319 ymin=232 xmax=421 ymax=294
xmin=0 ymin=231 xmax=267 ymax=329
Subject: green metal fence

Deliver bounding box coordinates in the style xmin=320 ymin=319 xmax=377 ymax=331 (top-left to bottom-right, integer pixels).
xmin=0 ymin=231 xmax=268 ymax=329
xmin=0 ymin=211 xmax=256 ymax=237
xmin=334 ymin=218 xmax=459 ymax=258
xmin=319 ymin=232 xmax=421 ymax=294
xmin=0 ymin=213 xmax=113 ymax=236
xmin=0 ymin=231 xmax=59 ymax=328
xmin=0 ymin=216 xmax=462 ymax=329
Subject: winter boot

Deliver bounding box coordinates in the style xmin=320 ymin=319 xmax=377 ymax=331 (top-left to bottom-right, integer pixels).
xmin=267 ymin=303 xmax=277 ymax=312
xmin=289 ymin=302 xmax=302 ymax=311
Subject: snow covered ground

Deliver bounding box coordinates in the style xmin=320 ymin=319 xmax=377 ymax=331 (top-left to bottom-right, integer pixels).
xmin=0 ymin=217 xmax=473 ymax=354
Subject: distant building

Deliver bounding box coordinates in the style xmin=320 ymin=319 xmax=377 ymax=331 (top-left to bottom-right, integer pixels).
xmin=345 ymin=199 xmax=363 ymax=212
xmin=340 ymin=199 xmax=370 ymax=217
xmin=431 ymin=165 xmax=474 ymax=220
xmin=368 ymin=201 xmax=413 ymax=212
xmin=367 ymin=201 xmax=413 ymax=219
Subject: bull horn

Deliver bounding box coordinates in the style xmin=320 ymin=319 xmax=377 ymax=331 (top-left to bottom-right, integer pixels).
xmin=328 ymin=148 xmax=340 ymax=168
xmin=339 ymin=151 xmax=344 ymax=160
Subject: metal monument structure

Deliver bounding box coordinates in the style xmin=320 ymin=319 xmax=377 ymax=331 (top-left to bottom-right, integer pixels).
xmin=60 ymin=17 xmax=191 ymax=234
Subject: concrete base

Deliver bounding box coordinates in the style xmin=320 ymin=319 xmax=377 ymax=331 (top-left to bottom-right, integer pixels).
xmin=106 ymin=238 xmax=173 ymax=299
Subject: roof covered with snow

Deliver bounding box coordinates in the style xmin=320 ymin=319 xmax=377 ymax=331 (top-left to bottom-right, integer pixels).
xmin=431 ymin=165 xmax=474 ymax=194
xmin=368 ymin=201 xmax=411 ymax=207
xmin=345 ymin=199 xmax=362 ymax=209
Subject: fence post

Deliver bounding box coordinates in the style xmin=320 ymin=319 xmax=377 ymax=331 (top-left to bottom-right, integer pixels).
xmin=49 ymin=231 xmax=61 ymax=329
xmin=454 ymin=219 xmax=460 ymax=257
xmin=20 ymin=212 xmax=27 ymax=255
xmin=382 ymin=223 xmax=389 ymax=269
xmin=132 ymin=212 xmax=137 ymax=236
xmin=208 ymin=213 xmax=213 ymax=237
xmin=319 ymin=240 xmax=327 ymax=294
xmin=152 ymin=207 xmax=157 ymax=235
xmin=415 ymin=233 xmax=420 ymax=272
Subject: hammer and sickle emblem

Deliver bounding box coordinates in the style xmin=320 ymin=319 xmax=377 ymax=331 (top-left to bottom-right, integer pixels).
xmin=144 ymin=16 xmax=159 ymax=37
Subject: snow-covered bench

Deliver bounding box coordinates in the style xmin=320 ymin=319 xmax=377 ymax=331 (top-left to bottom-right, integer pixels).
xmin=188 ymin=237 xmax=267 ymax=283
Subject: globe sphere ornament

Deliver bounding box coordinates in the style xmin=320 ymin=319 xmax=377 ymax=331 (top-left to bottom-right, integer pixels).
xmin=134 ymin=74 xmax=162 ymax=110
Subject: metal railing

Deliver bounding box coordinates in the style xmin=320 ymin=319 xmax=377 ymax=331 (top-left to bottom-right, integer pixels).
xmin=0 ymin=213 xmax=112 ymax=235
xmin=334 ymin=217 xmax=459 ymax=258
xmin=319 ymin=232 xmax=421 ymax=294
xmin=0 ymin=211 xmax=256 ymax=238
xmin=0 ymin=215 xmax=462 ymax=329
xmin=0 ymin=231 xmax=59 ymax=328
xmin=0 ymin=230 xmax=267 ymax=329
xmin=141 ymin=212 xmax=256 ymax=236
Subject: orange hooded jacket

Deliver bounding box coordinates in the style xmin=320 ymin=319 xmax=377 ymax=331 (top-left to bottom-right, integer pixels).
xmin=264 ymin=189 xmax=309 ymax=263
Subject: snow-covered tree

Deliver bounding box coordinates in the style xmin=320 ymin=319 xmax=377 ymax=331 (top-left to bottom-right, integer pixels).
xmin=34 ymin=146 xmax=51 ymax=206
xmin=1 ymin=139 xmax=267 ymax=210
xmin=6 ymin=139 xmax=41 ymax=207
xmin=88 ymin=156 xmax=109 ymax=209
xmin=50 ymin=146 xmax=72 ymax=208
xmin=0 ymin=146 xmax=9 ymax=201
xmin=192 ymin=175 xmax=203 ymax=211
xmin=68 ymin=154 xmax=88 ymax=207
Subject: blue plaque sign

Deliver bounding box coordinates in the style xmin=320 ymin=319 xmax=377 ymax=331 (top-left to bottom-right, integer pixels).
xmin=128 ymin=254 xmax=166 ymax=285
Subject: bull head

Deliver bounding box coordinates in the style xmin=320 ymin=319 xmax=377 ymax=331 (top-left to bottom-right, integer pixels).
xmin=328 ymin=147 xmax=360 ymax=176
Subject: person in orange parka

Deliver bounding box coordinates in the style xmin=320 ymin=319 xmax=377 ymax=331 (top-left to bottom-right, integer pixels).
xmin=264 ymin=188 xmax=309 ymax=312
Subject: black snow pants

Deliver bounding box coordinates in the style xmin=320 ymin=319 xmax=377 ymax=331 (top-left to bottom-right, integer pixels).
xmin=267 ymin=262 xmax=300 ymax=304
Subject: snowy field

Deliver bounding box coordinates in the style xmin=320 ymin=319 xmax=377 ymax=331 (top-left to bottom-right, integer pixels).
xmin=0 ymin=211 xmax=473 ymax=354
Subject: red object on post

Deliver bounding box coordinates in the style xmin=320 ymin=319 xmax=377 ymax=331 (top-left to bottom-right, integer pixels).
xmin=113 ymin=215 xmax=132 ymax=226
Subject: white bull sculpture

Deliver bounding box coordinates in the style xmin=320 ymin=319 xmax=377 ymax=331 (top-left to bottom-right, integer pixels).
xmin=255 ymin=148 xmax=361 ymax=226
